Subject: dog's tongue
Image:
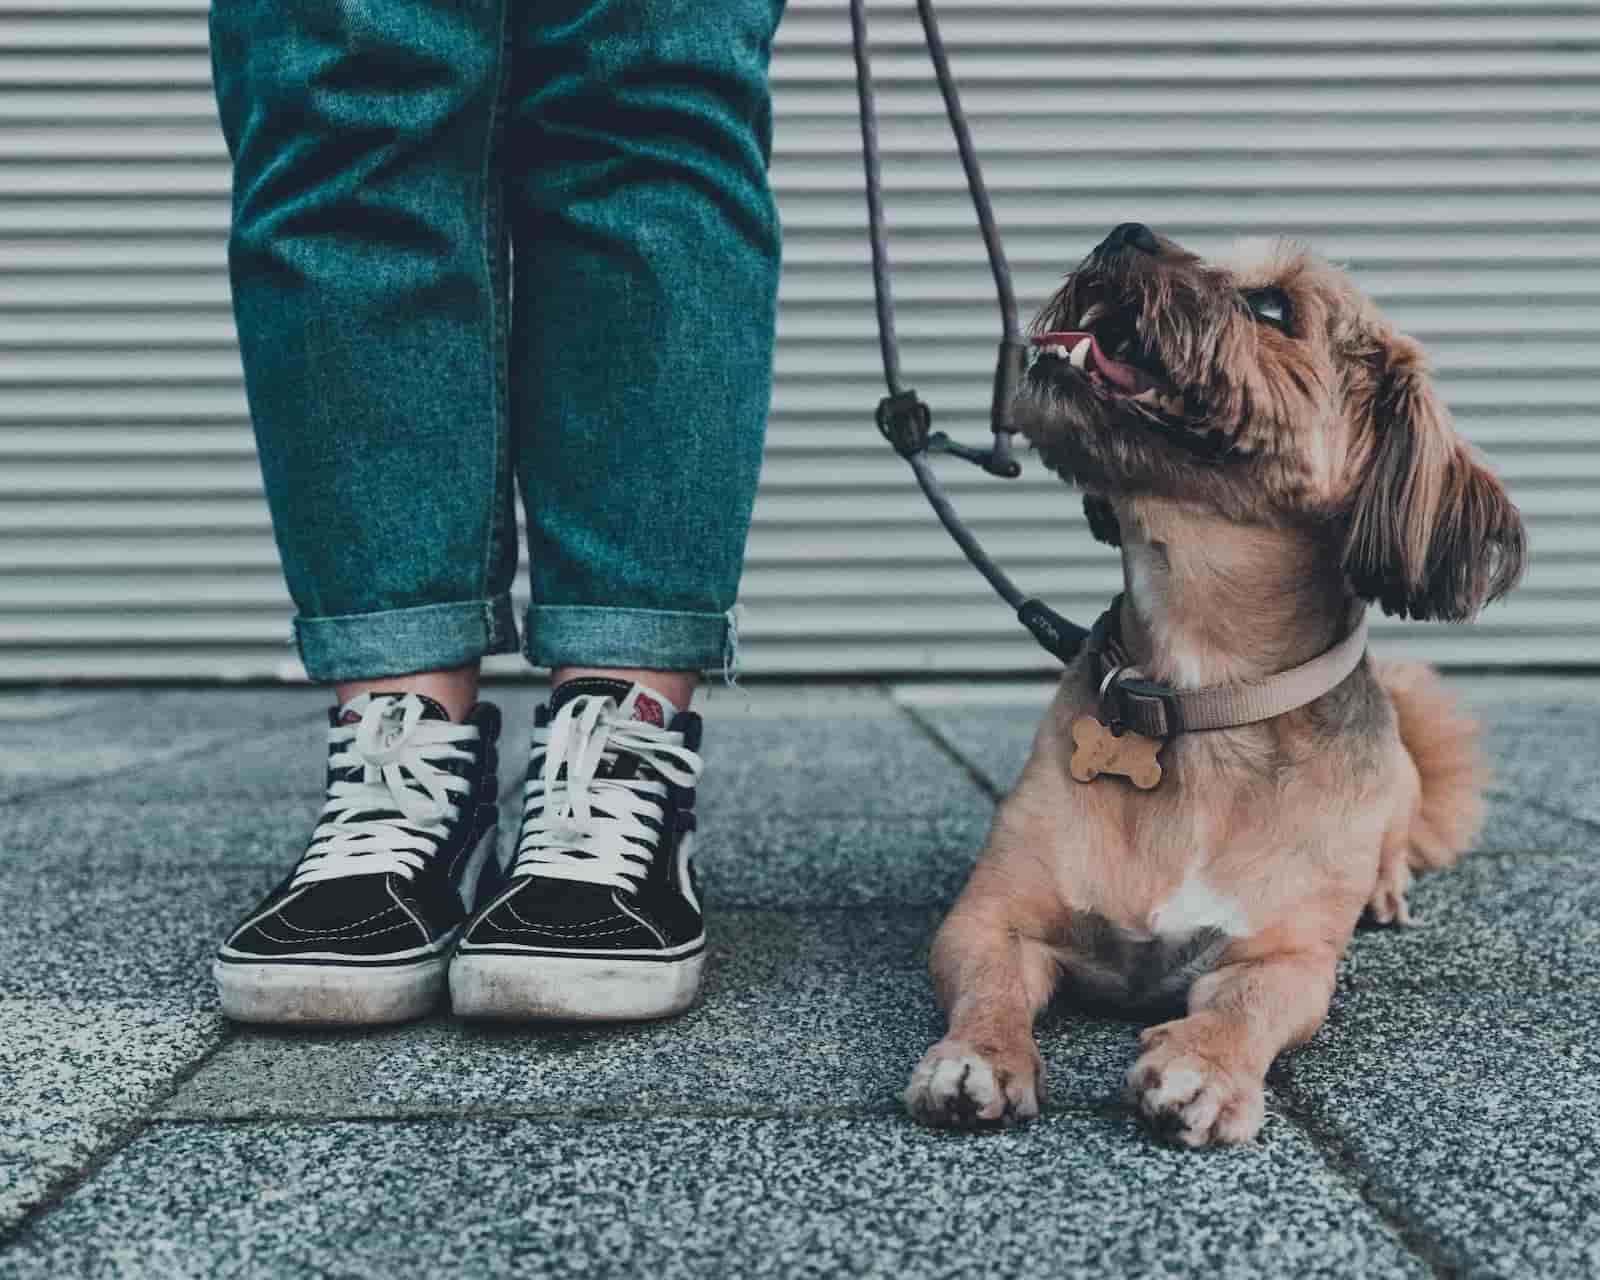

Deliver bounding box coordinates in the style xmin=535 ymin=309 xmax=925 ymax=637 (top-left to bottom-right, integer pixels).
xmin=1032 ymin=331 xmax=1156 ymax=394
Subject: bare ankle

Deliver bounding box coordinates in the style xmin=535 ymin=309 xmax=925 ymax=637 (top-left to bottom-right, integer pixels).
xmin=552 ymin=667 xmax=698 ymax=711
xmin=334 ymin=661 xmax=481 ymax=722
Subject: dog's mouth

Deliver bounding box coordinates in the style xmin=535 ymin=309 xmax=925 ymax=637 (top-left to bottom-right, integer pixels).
xmin=1026 ymin=301 xmax=1244 ymax=463
xmin=1029 ymin=299 xmax=1185 ymax=412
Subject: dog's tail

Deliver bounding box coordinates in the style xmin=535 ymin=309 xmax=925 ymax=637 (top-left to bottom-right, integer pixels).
xmin=1377 ymin=661 xmax=1487 ymax=871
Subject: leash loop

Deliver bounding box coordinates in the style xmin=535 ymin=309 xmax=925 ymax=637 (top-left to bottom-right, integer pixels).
xmin=851 ymin=0 xmax=1087 ymax=664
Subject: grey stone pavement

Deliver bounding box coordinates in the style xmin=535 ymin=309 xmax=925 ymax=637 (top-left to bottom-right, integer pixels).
xmin=0 ymin=677 xmax=1597 ymax=1279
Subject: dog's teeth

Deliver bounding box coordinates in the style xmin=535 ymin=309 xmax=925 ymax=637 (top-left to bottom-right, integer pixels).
xmin=1132 ymin=388 xmax=1159 ymax=404
xmin=1044 ymin=344 xmax=1069 ymax=358
xmin=1069 ymin=337 xmax=1092 ymax=370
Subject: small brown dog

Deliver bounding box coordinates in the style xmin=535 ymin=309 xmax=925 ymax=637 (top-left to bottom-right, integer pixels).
xmin=904 ymin=224 xmax=1525 ymax=1147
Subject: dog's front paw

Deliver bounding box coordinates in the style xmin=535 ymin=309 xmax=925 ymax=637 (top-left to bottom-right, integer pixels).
xmin=1126 ymin=1024 xmax=1264 ymax=1148
xmin=904 ymin=1038 xmax=1042 ymax=1129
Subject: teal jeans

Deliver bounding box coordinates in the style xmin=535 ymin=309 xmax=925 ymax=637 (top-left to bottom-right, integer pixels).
xmin=210 ymin=0 xmax=784 ymax=681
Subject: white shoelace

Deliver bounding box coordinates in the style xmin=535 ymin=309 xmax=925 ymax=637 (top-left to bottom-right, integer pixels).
xmin=292 ymin=693 xmax=480 ymax=888
xmin=514 ymin=693 xmax=704 ymax=892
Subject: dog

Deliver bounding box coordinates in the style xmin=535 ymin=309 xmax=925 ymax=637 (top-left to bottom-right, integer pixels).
xmin=903 ymin=224 xmax=1525 ymax=1147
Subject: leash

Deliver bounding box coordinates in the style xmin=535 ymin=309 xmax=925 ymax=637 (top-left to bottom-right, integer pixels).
xmin=848 ymin=0 xmax=1088 ymax=666
xmin=847 ymin=0 xmax=1369 ymax=757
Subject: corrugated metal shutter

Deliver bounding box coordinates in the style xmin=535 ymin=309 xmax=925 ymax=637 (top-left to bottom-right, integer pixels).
xmin=3 ymin=0 xmax=1596 ymax=679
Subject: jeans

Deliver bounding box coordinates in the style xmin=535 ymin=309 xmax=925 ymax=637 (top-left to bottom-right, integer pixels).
xmin=210 ymin=0 xmax=785 ymax=681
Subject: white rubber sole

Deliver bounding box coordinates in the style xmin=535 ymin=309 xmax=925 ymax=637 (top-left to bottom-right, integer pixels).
xmin=449 ymin=949 xmax=704 ymax=1022
xmin=213 ymin=953 xmax=448 ymax=1026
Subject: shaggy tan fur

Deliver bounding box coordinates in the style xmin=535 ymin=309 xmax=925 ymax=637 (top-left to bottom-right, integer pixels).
xmin=903 ymin=228 xmax=1523 ymax=1147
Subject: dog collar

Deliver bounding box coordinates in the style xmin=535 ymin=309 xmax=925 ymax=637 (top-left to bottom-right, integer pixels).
xmin=1084 ymin=594 xmax=1369 ymax=738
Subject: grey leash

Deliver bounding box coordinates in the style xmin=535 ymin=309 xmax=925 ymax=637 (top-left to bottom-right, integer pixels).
xmin=848 ymin=0 xmax=1088 ymax=665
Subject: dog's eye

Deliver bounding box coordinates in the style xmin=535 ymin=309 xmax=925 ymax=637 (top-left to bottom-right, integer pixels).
xmin=1245 ymin=288 xmax=1291 ymax=333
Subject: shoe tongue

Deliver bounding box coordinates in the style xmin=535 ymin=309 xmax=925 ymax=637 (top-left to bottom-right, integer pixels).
xmin=548 ymin=678 xmax=679 ymax=727
xmin=335 ymin=691 xmax=453 ymax=727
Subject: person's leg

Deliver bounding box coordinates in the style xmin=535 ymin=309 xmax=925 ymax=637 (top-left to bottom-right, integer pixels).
xmin=212 ymin=0 xmax=520 ymax=696
xmin=450 ymin=0 xmax=785 ymax=1022
xmin=507 ymin=0 xmax=785 ymax=686
xmin=209 ymin=0 xmax=514 ymax=1023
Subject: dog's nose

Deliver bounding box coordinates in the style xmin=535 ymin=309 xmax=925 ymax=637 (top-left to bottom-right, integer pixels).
xmin=1102 ymin=222 xmax=1161 ymax=255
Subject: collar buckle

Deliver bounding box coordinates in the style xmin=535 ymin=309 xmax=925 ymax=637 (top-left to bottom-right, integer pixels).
xmin=1100 ymin=668 xmax=1183 ymax=739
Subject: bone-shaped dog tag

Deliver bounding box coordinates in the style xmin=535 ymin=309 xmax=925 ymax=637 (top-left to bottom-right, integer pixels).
xmin=1070 ymin=715 xmax=1163 ymax=790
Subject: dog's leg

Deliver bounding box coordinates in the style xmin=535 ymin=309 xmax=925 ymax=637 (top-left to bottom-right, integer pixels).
xmin=904 ymin=906 xmax=1058 ymax=1128
xmin=1366 ymin=826 xmax=1414 ymax=926
xmin=1125 ymin=945 xmax=1339 ymax=1147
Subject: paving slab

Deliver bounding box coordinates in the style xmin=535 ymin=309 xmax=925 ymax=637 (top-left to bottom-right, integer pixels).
xmin=0 ymin=865 xmax=258 ymax=1005
xmin=0 ymin=999 xmax=222 ymax=1236
xmin=0 ymin=1113 xmax=1426 ymax=1280
xmin=0 ymin=689 xmax=324 ymax=805
xmin=1342 ymin=850 xmax=1600 ymax=995
xmin=163 ymin=908 xmax=1143 ymax=1120
xmin=1273 ymin=990 xmax=1600 ymax=1280
xmin=700 ymin=714 xmax=990 ymax=824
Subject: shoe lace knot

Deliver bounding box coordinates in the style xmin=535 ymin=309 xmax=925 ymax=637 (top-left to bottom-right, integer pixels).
xmin=516 ymin=694 xmax=703 ymax=891
xmin=292 ymin=693 xmax=479 ymax=887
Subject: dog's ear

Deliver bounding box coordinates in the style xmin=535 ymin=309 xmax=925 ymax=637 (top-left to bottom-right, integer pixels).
xmin=1341 ymin=337 xmax=1524 ymax=621
xmin=1083 ymin=494 xmax=1121 ymax=547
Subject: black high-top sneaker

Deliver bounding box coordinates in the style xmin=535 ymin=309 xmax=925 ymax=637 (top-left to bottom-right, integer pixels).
xmin=214 ymin=692 xmax=500 ymax=1025
xmin=450 ymin=679 xmax=705 ymax=1022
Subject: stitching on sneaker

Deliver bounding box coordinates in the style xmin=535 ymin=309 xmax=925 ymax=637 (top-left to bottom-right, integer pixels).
xmin=270 ymin=903 xmax=402 ymax=935
xmin=611 ymin=891 xmax=667 ymax=948
xmin=388 ymin=880 xmax=433 ymax=945
xmin=255 ymin=919 xmax=416 ymax=945
xmin=502 ymin=903 xmax=624 ymax=932
xmin=496 ymin=920 xmax=642 ymax=940
xmin=503 ymin=901 xmax=630 ymax=936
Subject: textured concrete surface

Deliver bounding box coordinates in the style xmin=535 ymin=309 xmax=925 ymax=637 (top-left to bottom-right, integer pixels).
xmin=0 ymin=1115 xmax=1427 ymax=1280
xmin=1274 ymin=992 xmax=1600 ymax=1279
xmin=1 ymin=679 xmax=1597 ymax=1277
xmin=0 ymin=689 xmax=322 ymax=804
xmin=0 ymin=1001 xmax=221 ymax=1235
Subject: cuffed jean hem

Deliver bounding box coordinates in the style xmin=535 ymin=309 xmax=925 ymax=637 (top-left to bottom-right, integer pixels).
xmin=522 ymin=603 xmax=737 ymax=674
xmin=294 ymin=594 xmax=520 ymax=682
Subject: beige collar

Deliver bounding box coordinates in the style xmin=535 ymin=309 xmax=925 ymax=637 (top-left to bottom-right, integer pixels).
xmin=1084 ymin=595 xmax=1369 ymax=738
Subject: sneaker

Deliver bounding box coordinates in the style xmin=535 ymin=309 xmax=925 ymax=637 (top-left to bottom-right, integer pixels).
xmin=213 ymin=692 xmax=501 ymax=1025
xmin=449 ymin=678 xmax=706 ymax=1022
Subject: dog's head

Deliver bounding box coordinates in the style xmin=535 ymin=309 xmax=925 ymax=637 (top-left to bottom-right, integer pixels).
xmin=1016 ymin=224 xmax=1525 ymax=621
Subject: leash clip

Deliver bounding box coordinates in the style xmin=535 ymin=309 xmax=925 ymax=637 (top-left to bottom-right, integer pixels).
xmin=926 ymin=431 xmax=1022 ymax=478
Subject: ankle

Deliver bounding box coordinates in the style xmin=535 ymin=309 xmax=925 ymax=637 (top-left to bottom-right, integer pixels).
xmin=552 ymin=666 xmax=698 ymax=712
xmin=334 ymin=662 xmax=481 ymax=723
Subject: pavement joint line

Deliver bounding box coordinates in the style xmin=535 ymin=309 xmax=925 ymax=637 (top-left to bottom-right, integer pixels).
xmin=0 ymin=1018 xmax=242 ymax=1251
xmin=149 ymin=1100 xmax=1129 ymax=1128
xmin=0 ymin=705 xmax=320 ymax=811
xmin=893 ymin=698 xmax=1004 ymax=803
xmin=1268 ymin=1088 xmax=1469 ymax=1280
